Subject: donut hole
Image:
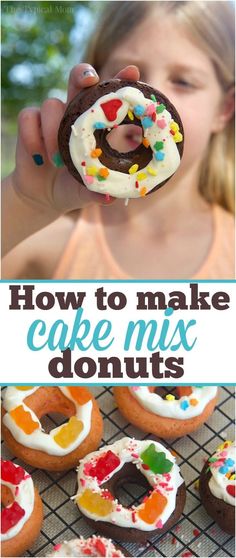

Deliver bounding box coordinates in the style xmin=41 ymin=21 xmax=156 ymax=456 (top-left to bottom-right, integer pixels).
xmin=151 ymin=386 xmax=193 ymax=400
xmin=106 ymin=124 xmax=142 ymax=152
xmin=40 ymin=412 xmax=71 ymax=434
xmin=105 ymin=462 xmax=150 ymax=509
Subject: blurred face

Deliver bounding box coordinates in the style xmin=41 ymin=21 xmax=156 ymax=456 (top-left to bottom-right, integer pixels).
xmin=100 ymin=15 xmax=225 ymax=180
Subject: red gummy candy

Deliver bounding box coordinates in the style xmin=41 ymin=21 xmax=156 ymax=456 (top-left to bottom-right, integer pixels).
xmin=1 ymin=501 xmax=25 ymax=534
xmin=1 ymin=460 xmax=25 ymax=485
xmin=100 ymin=99 xmax=122 ymax=121
xmin=95 ymin=539 xmax=107 ymax=556
xmin=89 ymin=450 xmax=120 ymax=482
xmin=226 ymin=484 xmax=235 ymax=498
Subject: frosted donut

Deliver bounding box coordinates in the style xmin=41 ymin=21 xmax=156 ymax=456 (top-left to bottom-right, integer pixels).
xmin=58 ymin=79 xmax=184 ymax=200
xmin=47 ymin=535 xmax=126 ymax=557
xmin=114 ymin=386 xmax=217 ymax=438
xmin=76 ymin=437 xmax=185 ymax=543
xmin=1 ymin=459 xmax=43 ymax=557
xmin=199 ymin=440 xmax=235 ymax=535
xmin=2 ymin=386 xmax=103 ymax=471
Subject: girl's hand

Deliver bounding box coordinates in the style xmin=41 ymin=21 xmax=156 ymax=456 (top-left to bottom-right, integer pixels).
xmin=12 ymin=63 xmax=140 ymax=216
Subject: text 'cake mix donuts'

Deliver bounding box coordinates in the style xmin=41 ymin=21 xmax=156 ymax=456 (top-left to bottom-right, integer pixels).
xmin=199 ymin=440 xmax=235 ymax=535
xmin=76 ymin=437 xmax=185 ymax=543
xmin=114 ymin=386 xmax=217 ymax=438
xmin=58 ymin=79 xmax=184 ymax=199
xmin=1 ymin=460 xmax=43 ymax=557
xmin=2 ymin=386 xmax=103 ymax=471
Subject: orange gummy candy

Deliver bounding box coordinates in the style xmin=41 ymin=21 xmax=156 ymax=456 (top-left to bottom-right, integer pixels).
xmin=67 ymin=387 xmax=92 ymax=405
xmin=78 ymin=489 xmax=113 ymax=517
xmin=10 ymin=405 xmax=39 ymax=434
xmin=138 ymin=491 xmax=167 ymax=524
xmin=54 ymin=416 xmax=83 ymax=448
xmin=16 ymin=386 xmax=33 ymax=391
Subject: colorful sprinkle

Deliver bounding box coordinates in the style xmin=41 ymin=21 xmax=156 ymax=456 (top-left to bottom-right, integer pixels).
xmin=129 ymin=163 xmax=139 ymax=174
xmin=165 ymin=394 xmax=175 ymax=401
xmin=91 ymin=148 xmax=102 ymax=158
xmin=142 ymin=116 xmax=154 ymax=129
xmin=93 ymin=122 xmax=106 ymax=129
xmin=155 ymin=151 xmax=165 ymax=161
xmin=140 ymin=187 xmax=147 ymax=197
xmin=86 ymin=166 xmax=98 ymax=176
xmin=190 ymin=398 xmax=199 ymax=406
xmin=142 ymin=137 xmax=150 ymax=148
xmin=147 ymin=166 xmax=157 ymax=176
xmin=173 ymin=131 xmax=183 ymax=143
xmin=146 ymin=103 xmax=156 ymax=116
xmin=154 ymin=141 xmax=164 ymax=151
xmin=85 ymin=175 xmax=94 ymax=185
xmin=150 ymin=94 xmax=157 ymax=102
xmin=137 ymin=172 xmax=147 ymax=181
xmin=99 ymin=167 xmax=109 ymax=178
xmin=156 ymin=103 xmax=166 ymax=114
xmin=128 ymin=110 xmax=134 ymax=121
xmin=101 ymin=99 xmax=122 ymax=121
xmin=180 ymin=400 xmax=189 ymax=411
xmin=157 ymin=118 xmax=167 ymax=129
xmin=134 ymin=105 xmax=145 ymax=117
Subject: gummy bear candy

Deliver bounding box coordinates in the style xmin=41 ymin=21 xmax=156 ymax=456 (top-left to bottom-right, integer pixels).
xmin=1 ymin=501 xmax=25 ymax=534
xmin=138 ymin=491 xmax=167 ymax=524
xmin=88 ymin=451 xmax=120 ymax=482
xmin=141 ymin=444 xmax=173 ymax=474
xmin=53 ymin=416 xmax=83 ymax=448
xmin=78 ymin=489 xmax=113 ymax=517
xmin=67 ymin=387 xmax=92 ymax=405
xmin=10 ymin=405 xmax=39 ymax=435
xmin=1 ymin=460 xmax=25 ymax=485
xmin=16 ymin=387 xmax=33 ymax=391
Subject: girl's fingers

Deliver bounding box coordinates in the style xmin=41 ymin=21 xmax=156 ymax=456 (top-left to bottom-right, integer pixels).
xmin=18 ymin=108 xmax=47 ymax=165
xmin=114 ymin=65 xmax=140 ymax=81
xmin=40 ymin=98 xmax=65 ymax=166
xmin=66 ymin=63 xmax=99 ymax=105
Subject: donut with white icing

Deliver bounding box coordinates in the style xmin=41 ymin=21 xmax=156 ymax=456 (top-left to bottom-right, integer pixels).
xmin=1 ymin=459 xmax=43 ymax=557
xmin=2 ymin=386 xmax=103 ymax=471
xmin=47 ymin=535 xmax=126 ymax=557
xmin=199 ymin=440 xmax=235 ymax=535
xmin=58 ymin=79 xmax=184 ymax=200
xmin=76 ymin=437 xmax=185 ymax=543
xmin=114 ymin=386 xmax=218 ymax=438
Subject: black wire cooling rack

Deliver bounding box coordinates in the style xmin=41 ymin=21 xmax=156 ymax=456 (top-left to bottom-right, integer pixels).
xmin=1 ymin=386 xmax=235 ymax=557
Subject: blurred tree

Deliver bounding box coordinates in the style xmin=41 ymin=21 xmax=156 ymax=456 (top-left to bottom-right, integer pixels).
xmin=2 ymin=0 xmax=102 ymax=118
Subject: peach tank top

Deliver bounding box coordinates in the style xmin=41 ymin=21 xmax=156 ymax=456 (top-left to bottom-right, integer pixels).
xmin=53 ymin=204 xmax=235 ymax=280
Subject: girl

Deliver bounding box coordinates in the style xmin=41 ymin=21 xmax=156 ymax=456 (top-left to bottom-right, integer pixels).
xmin=2 ymin=1 xmax=235 ymax=279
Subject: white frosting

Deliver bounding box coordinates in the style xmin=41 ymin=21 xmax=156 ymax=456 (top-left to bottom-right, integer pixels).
xmin=47 ymin=536 xmax=125 ymax=557
xmin=128 ymin=386 xmax=217 ymax=419
xmin=2 ymin=387 xmax=92 ymax=456
xmin=1 ymin=462 xmax=34 ymax=541
xmin=76 ymin=437 xmax=184 ymax=531
xmin=69 ymin=87 xmax=182 ymax=198
xmin=208 ymin=441 xmax=235 ymax=506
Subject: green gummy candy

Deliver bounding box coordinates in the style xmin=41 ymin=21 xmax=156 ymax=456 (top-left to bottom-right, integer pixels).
xmin=141 ymin=443 xmax=173 ymax=474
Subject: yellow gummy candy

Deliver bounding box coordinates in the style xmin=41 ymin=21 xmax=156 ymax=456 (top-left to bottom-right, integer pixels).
xmin=86 ymin=166 xmax=98 ymax=176
xmin=166 ymin=394 xmax=175 ymax=401
xmin=137 ymin=172 xmax=147 ymax=181
xmin=129 ymin=164 xmax=139 ymax=174
xmin=54 ymin=416 xmax=83 ymax=448
xmin=173 ymin=132 xmax=183 ymax=143
xmin=78 ymin=489 xmax=113 ymax=517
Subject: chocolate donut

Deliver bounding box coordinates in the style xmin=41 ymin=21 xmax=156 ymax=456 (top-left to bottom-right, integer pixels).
xmin=58 ymin=79 xmax=184 ymax=199
xmin=199 ymin=440 xmax=235 ymax=535
xmin=76 ymin=437 xmax=186 ymax=543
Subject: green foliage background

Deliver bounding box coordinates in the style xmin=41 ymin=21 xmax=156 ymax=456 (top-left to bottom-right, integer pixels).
xmin=1 ymin=0 xmax=102 ymax=176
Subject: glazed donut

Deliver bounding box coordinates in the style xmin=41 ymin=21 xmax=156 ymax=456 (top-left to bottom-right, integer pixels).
xmin=2 ymin=386 xmax=103 ymax=471
xmin=114 ymin=386 xmax=217 ymax=438
xmin=47 ymin=535 xmax=126 ymax=557
xmin=1 ymin=459 xmax=43 ymax=557
xmin=199 ymin=440 xmax=235 ymax=535
xmin=58 ymin=79 xmax=184 ymax=199
xmin=76 ymin=437 xmax=185 ymax=543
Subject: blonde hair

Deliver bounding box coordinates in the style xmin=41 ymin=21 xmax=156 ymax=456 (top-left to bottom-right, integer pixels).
xmin=85 ymin=1 xmax=235 ymax=213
